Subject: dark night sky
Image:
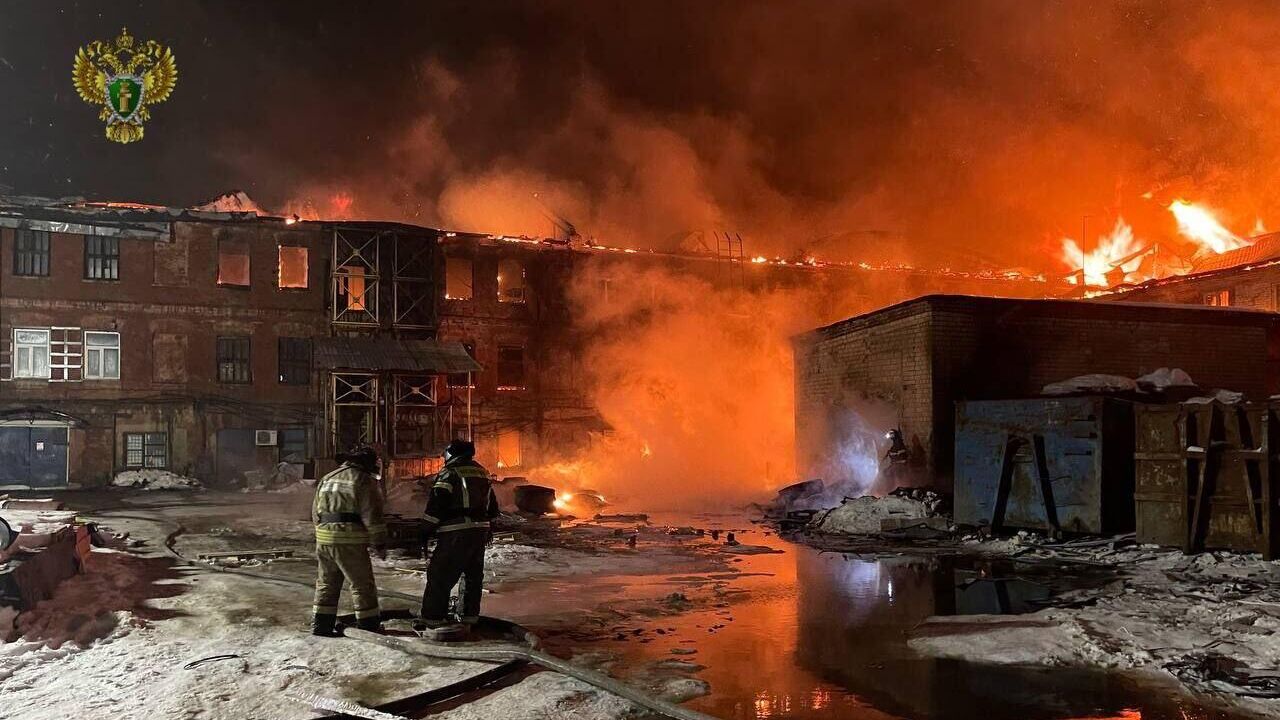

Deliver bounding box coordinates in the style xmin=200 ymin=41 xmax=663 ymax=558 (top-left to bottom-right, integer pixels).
xmin=4 ymin=1 xmax=1280 ymax=270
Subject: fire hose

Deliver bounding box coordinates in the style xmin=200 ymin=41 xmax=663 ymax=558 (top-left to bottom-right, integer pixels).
xmin=343 ymin=627 xmax=719 ymax=720
xmin=100 ymin=511 xmax=721 ymax=720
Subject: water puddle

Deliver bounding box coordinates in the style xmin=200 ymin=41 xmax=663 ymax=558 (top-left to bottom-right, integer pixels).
xmin=488 ymin=521 xmax=1245 ymax=720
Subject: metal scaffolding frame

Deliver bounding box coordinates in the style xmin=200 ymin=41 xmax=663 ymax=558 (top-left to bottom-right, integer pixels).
xmin=332 ymin=228 xmax=380 ymax=326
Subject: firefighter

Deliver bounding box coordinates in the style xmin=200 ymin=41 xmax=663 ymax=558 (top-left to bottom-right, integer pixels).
xmin=419 ymin=439 xmax=499 ymax=629
xmin=311 ymin=444 xmax=387 ymax=637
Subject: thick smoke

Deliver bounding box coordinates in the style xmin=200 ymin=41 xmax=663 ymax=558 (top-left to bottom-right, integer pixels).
xmin=8 ymin=3 xmax=1280 ymax=271
xmin=526 ymin=260 xmax=872 ymax=511
xmin=244 ymin=1 xmax=1280 ymax=273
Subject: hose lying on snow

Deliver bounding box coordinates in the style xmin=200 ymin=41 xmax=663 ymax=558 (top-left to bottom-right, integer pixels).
xmin=102 ymin=511 xmax=718 ymax=720
xmin=345 ymin=628 xmax=720 ymax=720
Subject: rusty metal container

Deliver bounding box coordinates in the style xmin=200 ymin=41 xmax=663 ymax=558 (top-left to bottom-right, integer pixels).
xmin=954 ymin=397 xmax=1135 ymax=534
xmin=1134 ymin=401 xmax=1278 ymax=558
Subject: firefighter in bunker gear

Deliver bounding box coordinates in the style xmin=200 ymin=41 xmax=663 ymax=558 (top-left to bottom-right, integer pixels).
xmin=311 ymin=445 xmax=387 ymax=636
xmin=419 ymin=439 xmax=500 ymax=627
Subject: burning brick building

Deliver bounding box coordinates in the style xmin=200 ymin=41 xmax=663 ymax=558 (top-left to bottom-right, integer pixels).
xmin=1107 ymin=233 xmax=1280 ymax=310
xmin=0 ymin=194 xmax=1049 ymax=489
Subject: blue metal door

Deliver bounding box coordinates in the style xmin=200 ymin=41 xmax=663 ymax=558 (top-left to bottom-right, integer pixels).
xmin=0 ymin=427 xmax=68 ymax=488
xmin=29 ymin=427 xmax=69 ymax=487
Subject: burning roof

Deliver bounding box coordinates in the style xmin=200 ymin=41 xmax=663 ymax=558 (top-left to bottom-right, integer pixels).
xmin=1189 ymin=232 xmax=1280 ymax=274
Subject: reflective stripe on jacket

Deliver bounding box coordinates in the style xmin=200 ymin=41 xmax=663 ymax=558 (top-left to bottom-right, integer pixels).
xmin=312 ymin=463 xmax=387 ymax=545
xmin=423 ymin=458 xmax=498 ymax=533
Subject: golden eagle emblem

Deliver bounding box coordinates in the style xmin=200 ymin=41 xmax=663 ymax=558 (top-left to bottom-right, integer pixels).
xmin=72 ymin=28 xmax=177 ymax=144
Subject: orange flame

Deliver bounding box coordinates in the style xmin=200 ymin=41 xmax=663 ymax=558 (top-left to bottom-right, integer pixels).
xmin=1061 ymin=217 xmax=1146 ymax=287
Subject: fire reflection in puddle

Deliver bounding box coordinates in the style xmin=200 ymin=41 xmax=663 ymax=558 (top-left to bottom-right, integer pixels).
xmin=491 ymin=521 xmax=1244 ymax=720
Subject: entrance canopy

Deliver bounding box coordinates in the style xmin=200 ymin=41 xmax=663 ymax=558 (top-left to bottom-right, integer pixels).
xmin=313 ymin=337 xmax=480 ymax=374
xmin=0 ymin=407 xmax=87 ymax=427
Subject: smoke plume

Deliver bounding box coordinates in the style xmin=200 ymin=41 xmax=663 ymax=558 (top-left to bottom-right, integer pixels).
xmin=235 ymin=1 xmax=1280 ymax=274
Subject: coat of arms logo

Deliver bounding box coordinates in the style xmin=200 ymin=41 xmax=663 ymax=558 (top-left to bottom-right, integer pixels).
xmin=72 ymin=28 xmax=178 ymax=144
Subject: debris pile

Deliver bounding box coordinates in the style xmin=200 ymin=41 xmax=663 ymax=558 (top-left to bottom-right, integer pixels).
xmin=810 ymin=488 xmax=948 ymax=535
xmin=0 ymin=506 xmax=92 ymax=632
xmin=111 ymin=469 xmax=202 ymax=491
xmin=241 ymin=462 xmax=310 ymax=492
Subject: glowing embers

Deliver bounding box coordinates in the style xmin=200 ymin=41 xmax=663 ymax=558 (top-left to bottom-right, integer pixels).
xmin=551 ymin=489 xmax=606 ymax=514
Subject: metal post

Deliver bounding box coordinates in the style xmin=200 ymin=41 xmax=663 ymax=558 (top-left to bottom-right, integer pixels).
xmin=467 ymin=372 xmax=473 ymax=441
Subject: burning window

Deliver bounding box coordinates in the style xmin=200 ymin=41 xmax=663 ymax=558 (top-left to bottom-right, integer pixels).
xmin=496 ymin=428 xmax=522 ymax=469
xmin=447 ymin=342 xmax=476 ymax=388
xmin=218 ymin=246 xmax=250 ymax=286
xmin=445 ymin=256 xmax=473 ymax=300
xmin=340 ymin=265 xmax=367 ymax=310
xmin=496 ymin=345 xmax=525 ymax=390
xmin=278 ymin=245 xmax=308 ymax=288
xmin=497 ymin=258 xmax=526 ymax=303
xmin=1204 ymin=289 xmax=1231 ymax=307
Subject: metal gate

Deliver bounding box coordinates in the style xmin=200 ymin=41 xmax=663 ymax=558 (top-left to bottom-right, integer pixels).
xmin=0 ymin=426 xmax=69 ymax=488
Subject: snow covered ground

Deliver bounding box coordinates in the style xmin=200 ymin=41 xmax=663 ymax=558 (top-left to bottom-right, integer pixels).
xmin=0 ymin=492 xmax=734 ymax=719
xmin=910 ymin=539 xmax=1280 ymax=716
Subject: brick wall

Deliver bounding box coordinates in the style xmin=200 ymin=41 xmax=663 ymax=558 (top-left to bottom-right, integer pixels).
xmin=1112 ymin=264 xmax=1280 ymax=312
xmin=0 ymin=221 xmax=328 ymax=486
xmin=794 ymin=304 xmax=934 ymax=489
xmin=798 ymin=295 xmax=1280 ymax=491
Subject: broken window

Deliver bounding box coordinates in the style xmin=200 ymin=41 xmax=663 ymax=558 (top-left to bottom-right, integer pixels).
xmin=278 ymin=337 xmax=311 ymax=385
xmin=84 ymin=235 xmax=119 ymax=280
xmin=125 ymin=432 xmax=167 ymax=469
xmin=84 ymin=331 xmax=121 ymax=380
xmin=216 ymin=336 xmax=252 ymax=383
xmin=497 ymin=345 xmax=525 ymax=390
xmin=14 ymin=328 xmax=50 ymax=379
xmin=447 ymin=342 xmax=476 ymax=388
xmin=497 ymin=258 xmax=526 ymax=303
xmin=14 ymin=229 xmax=49 ymax=277
xmin=339 ymin=265 xmax=367 ymax=310
xmin=496 ymin=428 xmax=522 ymax=469
xmin=445 ymin=256 xmax=473 ymax=300
xmin=1204 ymin=289 xmax=1231 ymax=307
xmin=218 ymin=246 xmax=250 ymax=286
xmin=278 ymin=245 xmax=309 ymax=288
